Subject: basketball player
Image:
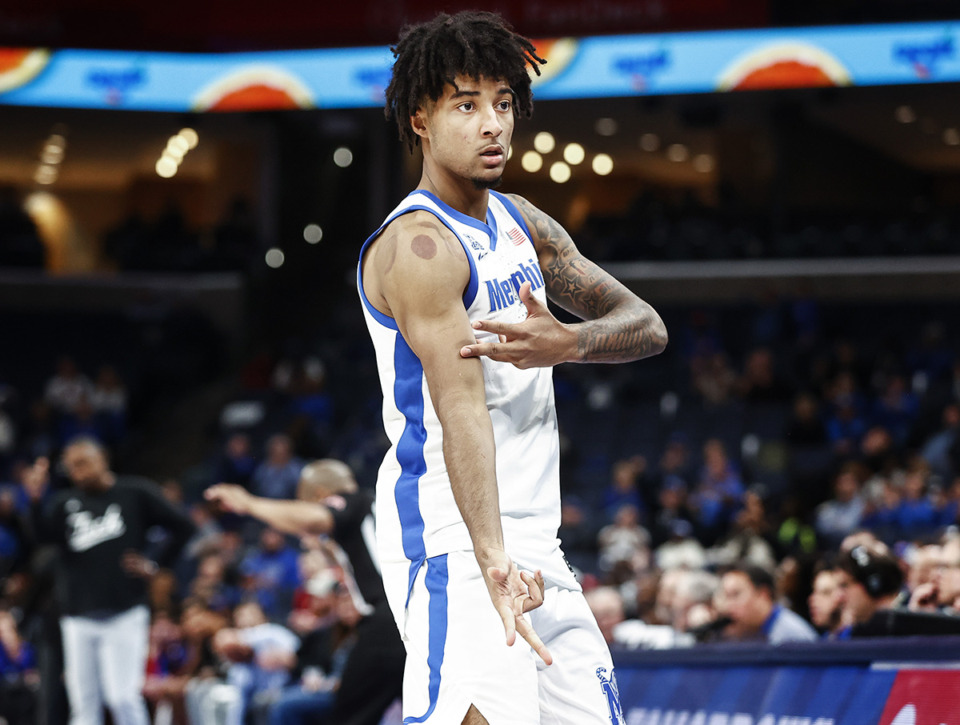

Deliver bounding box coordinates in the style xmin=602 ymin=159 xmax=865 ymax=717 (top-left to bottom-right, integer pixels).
xmin=358 ymin=12 xmax=668 ymax=724
xmin=204 ymin=459 xmax=405 ymax=725
xmin=23 ymin=438 xmax=195 ymax=725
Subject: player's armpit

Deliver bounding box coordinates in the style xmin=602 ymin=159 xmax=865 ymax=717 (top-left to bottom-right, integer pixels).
xmin=504 ymin=193 xmax=668 ymax=363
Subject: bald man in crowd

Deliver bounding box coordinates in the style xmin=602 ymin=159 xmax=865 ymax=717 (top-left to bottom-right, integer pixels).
xmin=205 ymin=459 xmax=404 ymax=725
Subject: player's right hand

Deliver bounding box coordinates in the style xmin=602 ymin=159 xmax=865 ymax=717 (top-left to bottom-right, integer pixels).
xmin=482 ymin=551 xmax=552 ymax=665
xmin=204 ymin=483 xmax=253 ymax=514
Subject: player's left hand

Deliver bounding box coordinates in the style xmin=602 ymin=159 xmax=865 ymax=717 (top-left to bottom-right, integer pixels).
xmin=121 ymin=550 xmax=159 ymax=578
xmin=460 ymin=282 xmax=577 ymax=369
xmin=482 ymin=551 xmax=553 ymax=665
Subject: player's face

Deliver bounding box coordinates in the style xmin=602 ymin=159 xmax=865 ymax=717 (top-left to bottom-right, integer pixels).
xmin=808 ymin=571 xmax=842 ymax=629
xmin=416 ymin=75 xmax=515 ymax=190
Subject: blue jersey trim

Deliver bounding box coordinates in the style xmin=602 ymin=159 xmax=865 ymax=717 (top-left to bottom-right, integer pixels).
xmin=393 ymin=336 xmax=429 ymax=603
xmin=404 ymin=554 xmax=449 ymax=724
xmin=491 ymin=191 xmax=535 ymax=251
xmin=357 ymin=202 xmax=481 ymax=326
xmin=412 ymin=189 xmax=497 ymax=245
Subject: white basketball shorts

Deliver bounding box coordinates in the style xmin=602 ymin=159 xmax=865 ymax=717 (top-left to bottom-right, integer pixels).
xmin=382 ymin=551 xmax=626 ymax=725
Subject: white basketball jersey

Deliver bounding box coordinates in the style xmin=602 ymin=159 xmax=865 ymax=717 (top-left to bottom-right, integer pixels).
xmin=358 ymin=189 xmax=579 ymax=599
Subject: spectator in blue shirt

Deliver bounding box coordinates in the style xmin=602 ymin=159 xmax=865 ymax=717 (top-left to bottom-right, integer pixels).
xmin=251 ymin=434 xmax=303 ymax=500
xmin=240 ymin=528 xmax=301 ymax=620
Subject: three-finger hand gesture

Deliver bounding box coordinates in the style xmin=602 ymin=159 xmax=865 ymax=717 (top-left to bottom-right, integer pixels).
xmin=482 ymin=550 xmax=552 ymax=665
xmin=460 ymin=282 xmax=576 ymax=369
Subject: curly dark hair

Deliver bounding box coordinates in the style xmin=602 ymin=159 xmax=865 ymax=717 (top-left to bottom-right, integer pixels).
xmin=385 ymin=11 xmax=546 ymax=152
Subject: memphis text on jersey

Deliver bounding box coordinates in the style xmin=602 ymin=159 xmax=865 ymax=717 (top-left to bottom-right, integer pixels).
xmin=486 ymin=257 xmax=544 ymax=313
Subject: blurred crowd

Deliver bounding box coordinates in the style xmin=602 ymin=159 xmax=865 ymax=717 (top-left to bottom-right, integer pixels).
xmin=3 ymin=290 xmax=960 ymax=724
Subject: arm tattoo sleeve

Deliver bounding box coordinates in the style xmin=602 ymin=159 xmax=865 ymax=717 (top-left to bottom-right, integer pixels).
xmin=509 ymin=194 xmax=668 ymax=363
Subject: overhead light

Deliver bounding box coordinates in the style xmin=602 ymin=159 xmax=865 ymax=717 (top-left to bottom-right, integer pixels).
xmin=333 ymin=147 xmax=353 ymax=168
xmin=667 ymin=144 xmax=689 ymax=162
xmin=592 ymin=153 xmax=614 ymax=176
xmin=507 ymin=145 xmax=513 ymax=160
xmin=693 ymin=154 xmax=715 ymax=173
xmin=40 ymin=145 xmax=64 ymax=165
xmin=533 ymin=131 xmax=555 ymax=154
xmin=521 ymin=150 xmax=543 ymax=173
xmin=549 ymin=161 xmax=571 ymax=183
xmin=167 ymin=135 xmax=190 ymax=155
xmin=895 ymin=105 xmax=916 ymax=124
xmin=303 ymin=224 xmax=323 ymax=244
xmin=563 ymin=143 xmax=585 ymax=165
xmin=265 ymin=248 xmax=285 ymax=268
xmin=34 ymin=165 xmax=58 ymax=185
xmin=594 ymin=118 xmax=618 ymax=136
xmin=179 ymin=127 xmax=199 ymax=149
xmin=155 ymin=157 xmax=178 ymax=178
xmin=640 ymin=133 xmax=660 ymax=152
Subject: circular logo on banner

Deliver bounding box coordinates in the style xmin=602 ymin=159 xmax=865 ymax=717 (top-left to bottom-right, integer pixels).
xmin=193 ymin=66 xmax=315 ymax=112
xmin=716 ymin=42 xmax=852 ymax=91
xmin=0 ymin=48 xmax=50 ymax=95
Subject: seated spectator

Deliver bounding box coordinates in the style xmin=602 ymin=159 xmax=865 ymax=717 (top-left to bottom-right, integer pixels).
xmin=89 ymin=365 xmax=127 ymax=445
xmin=835 ymin=543 xmax=904 ymax=636
xmin=43 ymin=356 xmax=92 ymax=416
xmin=690 ymin=439 xmax=744 ymax=544
xmin=824 ymin=372 xmax=867 ymax=456
xmin=910 ymin=535 xmax=960 ymax=614
xmin=196 ymin=601 xmax=299 ymax=725
xmin=0 ymin=484 xmax=28 ymax=579
xmin=669 ymin=569 xmax=719 ymax=634
xmin=860 ymin=479 xmax=902 ymax=545
xmin=871 ymin=373 xmax=919 ymax=447
xmin=784 ymin=392 xmax=829 ymax=449
xmin=585 ymin=585 xmax=690 ymax=650
xmin=557 ymin=495 xmax=599 ymax=576
xmin=601 ymin=457 xmax=648 ymax=523
xmin=252 ymin=434 xmax=303 ymax=500
xmin=814 ymin=463 xmax=867 ymax=550
xmin=691 ymin=351 xmax=736 ymax=407
xmin=715 ymin=564 xmax=817 ymax=644
xmin=835 ymin=543 xmax=960 ymax=636
xmin=920 ymin=402 xmax=960 ymax=482
xmin=736 ymin=347 xmax=793 ymax=404
xmin=707 ymin=489 xmax=776 ymax=571
xmin=215 ymin=433 xmax=257 ymax=492
xmin=654 ymin=519 xmax=706 ymax=571
xmin=650 ymin=475 xmax=694 ymax=548
xmin=270 ymin=587 xmax=362 ymax=725
xmin=56 ymin=394 xmax=105 ymax=448
xmin=597 ymin=504 xmax=651 ymax=575
xmin=807 ymin=562 xmax=845 ymax=638
xmin=239 ymin=528 xmax=301 ymax=620
xmin=895 ymin=464 xmax=938 ymax=542
xmin=143 ymin=611 xmax=190 ymax=725
xmin=189 ymin=553 xmax=241 ymax=615
xmin=0 ymin=608 xmax=38 ymax=725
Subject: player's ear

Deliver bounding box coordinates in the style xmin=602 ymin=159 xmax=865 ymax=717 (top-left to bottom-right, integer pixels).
xmin=411 ymin=107 xmax=429 ymax=140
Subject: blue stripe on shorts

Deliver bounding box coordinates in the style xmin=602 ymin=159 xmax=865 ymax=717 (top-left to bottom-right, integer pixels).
xmin=404 ymin=554 xmax=449 ymax=724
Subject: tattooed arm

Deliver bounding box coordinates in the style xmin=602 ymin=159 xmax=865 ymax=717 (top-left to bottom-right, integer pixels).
xmin=460 ymin=195 xmax=667 ymax=366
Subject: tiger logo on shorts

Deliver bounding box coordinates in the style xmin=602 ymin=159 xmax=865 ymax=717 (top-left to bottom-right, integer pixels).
xmin=596 ymin=667 xmax=625 ymax=725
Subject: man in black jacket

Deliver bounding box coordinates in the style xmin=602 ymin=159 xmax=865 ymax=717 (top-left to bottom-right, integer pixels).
xmin=24 ymin=437 xmax=195 ymax=725
xmin=205 ymin=458 xmax=405 ymax=725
